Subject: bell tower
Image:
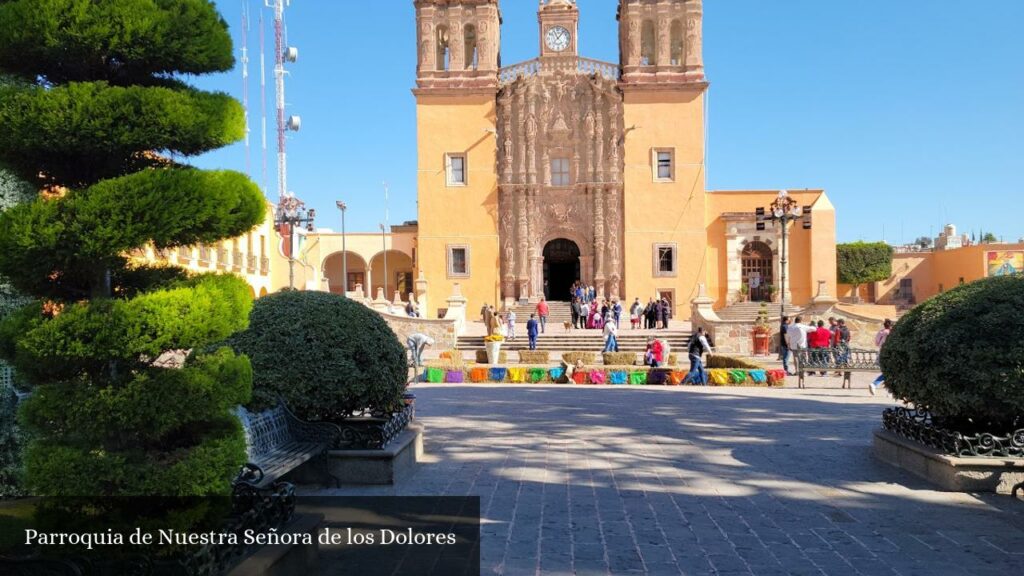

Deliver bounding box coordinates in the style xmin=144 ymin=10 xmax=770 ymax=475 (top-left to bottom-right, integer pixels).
xmin=415 ymin=0 xmax=502 ymax=91
xmin=618 ymin=0 xmax=704 ymax=85
xmin=538 ymin=0 xmax=579 ymax=58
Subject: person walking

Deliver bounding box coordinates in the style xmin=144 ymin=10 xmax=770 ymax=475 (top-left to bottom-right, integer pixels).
xmin=573 ymin=297 xmax=586 ymax=330
xmin=603 ymin=314 xmax=619 ymax=352
xmin=507 ymin=310 xmax=517 ymax=342
xmin=644 ymin=298 xmax=656 ymax=329
xmin=869 ymin=319 xmax=894 ymax=395
xmin=660 ymin=296 xmax=671 ymax=329
xmin=779 ymin=316 xmax=792 ymax=375
xmin=536 ymin=297 xmax=549 ymax=334
xmin=836 ymin=318 xmax=851 ymax=366
xmin=684 ymin=327 xmax=712 ymax=385
xmin=526 ymin=313 xmax=540 ymax=351
xmin=630 ymin=298 xmax=642 ymax=329
xmin=612 ymin=299 xmax=623 ymax=328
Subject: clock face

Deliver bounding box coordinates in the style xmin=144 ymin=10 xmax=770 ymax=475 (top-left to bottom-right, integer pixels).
xmin=545 ymin=26 xmax=571 ymax=52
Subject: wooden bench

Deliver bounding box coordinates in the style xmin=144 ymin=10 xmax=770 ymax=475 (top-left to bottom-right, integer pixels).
xmin=794 ymin=347 xmax=880 ymax=389
xmin=235 ymin=401 xmax=341 ymax=488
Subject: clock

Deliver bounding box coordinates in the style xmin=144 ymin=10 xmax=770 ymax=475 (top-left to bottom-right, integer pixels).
xmin=545 ymin=26 xmax=571 ymax=52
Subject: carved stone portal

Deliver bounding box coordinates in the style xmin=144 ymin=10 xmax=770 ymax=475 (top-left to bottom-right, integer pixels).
xmin=497 ymin=70 xmax=624 ymax=302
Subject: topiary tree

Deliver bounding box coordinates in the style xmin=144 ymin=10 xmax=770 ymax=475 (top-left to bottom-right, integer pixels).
xmin=224 ymin=291 xmax=408 ymax=422
xmin=837 ymin=241 xmax=894 ymax=303
xmin=880 ymin=275 xmax=1024 ymax=432
xmin=0 ymin=1 xmax=265 ymax=497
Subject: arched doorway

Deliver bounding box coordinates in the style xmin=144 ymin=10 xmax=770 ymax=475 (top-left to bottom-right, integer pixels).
xmin=741 ymin=241 xmax=774 ymax=302
xmin=543 ymin=239 xmax=581 ymax=301
xmin=323 ymin=252 xmax=368 ymax=296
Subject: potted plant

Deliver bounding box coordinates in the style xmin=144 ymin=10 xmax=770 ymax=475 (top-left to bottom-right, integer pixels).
xmin=739 ymin=284 xmax=750 ymax=303
xmin=483 ymin=334 xmax=505 ymax=364
xmin=751 ymin=303 xmax=772 ymax=356
xmin=766 ymin=284 xmax=779 ymax=303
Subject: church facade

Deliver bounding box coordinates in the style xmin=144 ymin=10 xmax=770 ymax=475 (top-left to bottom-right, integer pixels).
xmin=412 ymin=0 xmax=837 ymax=318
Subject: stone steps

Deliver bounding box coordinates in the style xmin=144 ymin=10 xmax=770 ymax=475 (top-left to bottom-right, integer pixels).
xmin=716 ymin=302 xmax=803 ymax=322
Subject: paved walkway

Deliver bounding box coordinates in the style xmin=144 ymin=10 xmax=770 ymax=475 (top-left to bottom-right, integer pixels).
xmin=310 ymin=376 xmax=1024 ymax=575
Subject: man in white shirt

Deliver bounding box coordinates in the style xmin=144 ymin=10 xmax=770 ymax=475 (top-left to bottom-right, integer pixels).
xmin=785 ymin=316 xmax=813 ymax=375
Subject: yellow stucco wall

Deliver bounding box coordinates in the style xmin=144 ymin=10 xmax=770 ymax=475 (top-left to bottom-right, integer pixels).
xmin=622 ymin=87 xmax=707 ymax=319
xmin=415 ymin=92 xmax=500 ymax=318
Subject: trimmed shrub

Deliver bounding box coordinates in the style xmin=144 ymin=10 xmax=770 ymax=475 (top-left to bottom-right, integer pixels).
xmin=225 ymin=291 xmax=407 ymax=420
xmin=603 ymin=352 xmax=638 ymax=366
xmin=562 ymin=351 xmax=596 ymax=365
xmin=880 ymin=275 xmax=1024 ymax=431
xmin=518 ymin=350 xmax=550 ymax=364
xmin=0 ymin=0 xmax=264 ymax=498
xmin=707 ymin=355 xmax=766 ymax=370
xmin=0 ymin=377 xmax=25 ymax=497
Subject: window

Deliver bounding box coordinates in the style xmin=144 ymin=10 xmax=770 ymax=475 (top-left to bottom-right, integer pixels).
xmin=551 ymin=157 xmax=570 ymax=186
xmin=654 ymin=243 xmax=677 ymax=277
xmin=446 ymin=154 xmax=466 ymax=186
xmin=464 ymin=25 xmax=478 ymax=70
xmin=670 ymin=20 xmax=684 ymax=65
xmin=641 ymin=20 xmax=656 ymax=66
xmin=448 ymin=245 xmax=469 ymax=277
xmin=436 ymin=26 xmax=450 ymax=71
xmin=654 ymin=149 xmax=674 ymax=181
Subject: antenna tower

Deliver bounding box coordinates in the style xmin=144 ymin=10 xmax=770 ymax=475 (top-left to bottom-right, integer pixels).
xmin=268 ymin=0 xmax=300 ymax=203
xmin=259 ymin=10 xmax=268 ymax=196
xmin=241 ymin=1 xmax=251 ymax=176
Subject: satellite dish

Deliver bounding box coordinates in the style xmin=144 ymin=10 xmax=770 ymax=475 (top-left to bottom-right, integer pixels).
xmin=287 ymin=115 xmax=301 ymax=131
xmin=284 ymin=46 xmax=299 ymax=62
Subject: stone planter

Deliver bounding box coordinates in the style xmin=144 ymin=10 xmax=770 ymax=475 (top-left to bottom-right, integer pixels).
xmin=485 ymin=341 xmax=503 ymax=364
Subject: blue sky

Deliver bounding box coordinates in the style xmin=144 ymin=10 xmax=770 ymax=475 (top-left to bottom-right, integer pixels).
xmin=192 ymin=0 xmax=1024 ymax=244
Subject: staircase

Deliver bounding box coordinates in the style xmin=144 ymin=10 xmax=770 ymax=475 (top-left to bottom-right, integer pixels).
xmin=503 ymin=301 xmax=573 ymax=323
xmin=458 ymin=327 xmax=692 ymax=353
xmin=716 ymin=302 xmax=802 ymax=322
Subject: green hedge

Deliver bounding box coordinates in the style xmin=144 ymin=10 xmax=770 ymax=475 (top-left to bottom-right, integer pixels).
xmin=881 ymin=275 xmax=1024 ymax=431
xmin=224 ymin=291 xmax=407 ymax=420
xmin=0 ymin=0 xmax=259 ymax=499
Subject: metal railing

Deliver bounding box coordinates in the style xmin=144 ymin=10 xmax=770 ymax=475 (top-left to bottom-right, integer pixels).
xmin=499 ymin=56 xmax=620 ymax=86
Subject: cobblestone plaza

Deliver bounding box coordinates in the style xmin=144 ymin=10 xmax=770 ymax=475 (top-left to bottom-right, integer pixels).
xmin=313 ymin=379 xmax=1024 ymax=575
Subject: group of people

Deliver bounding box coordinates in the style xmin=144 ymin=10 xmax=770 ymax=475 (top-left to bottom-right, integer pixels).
xmin=779 ymin=315 xmax=853 ymax=376
xmin=481 ymin=299 xmax=550 ymax=350
xmin=573 ymin=297 xmax=623 ymax=331
xmin=629 ymin=297 xmax=673 ymax=330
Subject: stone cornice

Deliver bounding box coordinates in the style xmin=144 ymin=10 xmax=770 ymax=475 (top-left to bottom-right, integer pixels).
xmin=618 ymin=80 xmax=709 ymax=93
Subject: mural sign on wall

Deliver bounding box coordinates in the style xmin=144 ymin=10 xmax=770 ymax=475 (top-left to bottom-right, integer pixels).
xmin=986 ymin=251 xmax=1024 ymax=277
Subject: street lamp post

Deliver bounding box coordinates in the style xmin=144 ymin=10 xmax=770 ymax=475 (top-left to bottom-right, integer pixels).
xmin=275 ymin=196 xmax=316 ymax=290
xmin=756 ymin=190 xmax=806 ymax=319
xmin=380 ymin=223 xmax=388 ymax=299
xmin=336 ymin=201 xmax=347 ymax=298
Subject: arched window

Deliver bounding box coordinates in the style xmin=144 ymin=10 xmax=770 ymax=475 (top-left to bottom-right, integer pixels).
xmin=464 ymin=24 xmax=478 ymax=70
xmin=641 ymin=20 xmax=656 ymax=66
xmin=670 ymin=20 xmax=684 ymax=66
xmin=436 ymin=25 xmax=450 ymax=71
